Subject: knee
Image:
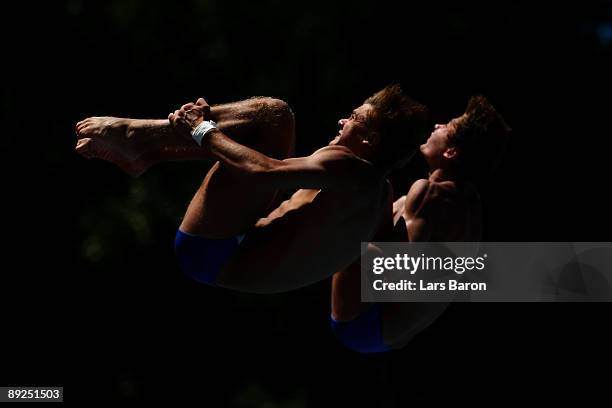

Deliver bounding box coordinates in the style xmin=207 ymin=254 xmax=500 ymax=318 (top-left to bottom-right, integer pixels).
xmin=255 ymin=97 xmax=295 ymax=157
xmin=260 ymin=97 xmax=293 ymax=116
xmin=257 ymin=98 xmax=295 ymax=128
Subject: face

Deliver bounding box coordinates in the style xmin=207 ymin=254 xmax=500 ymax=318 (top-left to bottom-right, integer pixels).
xmin=420 ymin=117 xmax=461 ymax=168
xmin=330 ymin=104 xmax=377 ymax=153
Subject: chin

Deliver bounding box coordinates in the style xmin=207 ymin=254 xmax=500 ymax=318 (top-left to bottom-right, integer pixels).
xmin=419 ymin=145 xmax=430 ymax=159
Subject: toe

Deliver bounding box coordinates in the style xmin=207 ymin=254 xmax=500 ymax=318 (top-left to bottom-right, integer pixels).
xmin=76 ymin=119 xmax=91 ymax=134
xmin=76 ymin=125 xmax=90 ymax=137
xmin=75 ymin=138 xmax=93 ymax=157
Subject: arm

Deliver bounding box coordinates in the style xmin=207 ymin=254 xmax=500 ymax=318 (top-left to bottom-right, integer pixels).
xmin=204 ymin=130 xmax=367 ymax=190
xmin=382 ymin=179 xmax=454 ymax=348
xmin=404 ymin=179 xmax=435 ymax=242
xmin=170 ymin=98 xmax=370 ymax=191
xmin=331 ymin=243 xmax=383 ymax=321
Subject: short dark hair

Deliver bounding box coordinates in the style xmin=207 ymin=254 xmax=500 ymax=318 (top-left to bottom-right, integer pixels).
xmin=364 ymin=84 xmax=429 ymax=168
xmin=451 ymin=95 xmax=511 ymax=181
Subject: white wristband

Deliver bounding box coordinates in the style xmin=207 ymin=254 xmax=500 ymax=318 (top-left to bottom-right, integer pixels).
xmin=191 ymin=120 xmax=218 ymax=146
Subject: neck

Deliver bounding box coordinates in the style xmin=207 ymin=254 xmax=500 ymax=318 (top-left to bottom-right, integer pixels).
xmin=428 ymin=166 xmax=458 ymax=182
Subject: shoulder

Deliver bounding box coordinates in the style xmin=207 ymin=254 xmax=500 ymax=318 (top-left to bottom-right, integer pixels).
xmin=407 ymin=178 xmax=431 ymax=196
xmin=406 ymin=178 xmax=459 ymax=214
xmin=405 ymin=179 xmax=431 ymax=212
xmin=310 ymin=145 xmax=363 ymax=163
xmin=310 ymin=145 xmax=380 ymax=184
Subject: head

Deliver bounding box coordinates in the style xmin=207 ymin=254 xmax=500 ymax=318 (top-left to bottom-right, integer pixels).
xmin=420 ymin=95 xmax=510 ymax=181
xmin=331 ymin=85 xmax=429 ymax=169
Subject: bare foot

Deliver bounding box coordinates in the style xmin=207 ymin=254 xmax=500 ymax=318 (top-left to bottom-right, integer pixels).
xmin=75 ymin=117 xmax=153 ymax=177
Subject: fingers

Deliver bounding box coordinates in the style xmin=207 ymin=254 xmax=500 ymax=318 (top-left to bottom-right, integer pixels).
xmin=168 ymin=109 xmax=185 ymax=127
xmin=168 ymin=112 xmax=177 ymax=125
xmin=171 ymin=98 xmax=210 ymax=130
xmin=181 ymin=102 xmax=195 ymax=112
xmin=196 ymin=98 xmax=211 ymax=116
xmin=175 ymin=98 xmax=209 ymax=117
xmin=174 ymin=98 xmax=209 ymax=113
xmin=184 ymin=107 xmax=203 ymax=122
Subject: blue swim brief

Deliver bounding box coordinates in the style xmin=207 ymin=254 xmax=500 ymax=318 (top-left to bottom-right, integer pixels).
xmin=174 ymin=229 xmax=245 ymax=286
xmin=330 ymin=303 xmax=390 ymax=353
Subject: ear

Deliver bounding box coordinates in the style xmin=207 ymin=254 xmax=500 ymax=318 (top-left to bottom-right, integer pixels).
xmin=443 ymin=146 xmax=458 ymax=160
xmin=363 ymin=131 xmax=381 ymax=148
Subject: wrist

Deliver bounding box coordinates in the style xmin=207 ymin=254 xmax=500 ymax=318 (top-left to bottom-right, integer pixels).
xmin=191 ymin=120 xmax=218 ymax=146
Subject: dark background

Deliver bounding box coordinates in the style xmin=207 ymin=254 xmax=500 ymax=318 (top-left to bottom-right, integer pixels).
xmin=2 ymin=0 xmax=611 ymax=405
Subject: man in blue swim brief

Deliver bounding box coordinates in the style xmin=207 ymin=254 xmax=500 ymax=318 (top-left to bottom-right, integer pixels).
xmin=75 ymin=86 xmax=428 ymax=295
xmin=74 ymin=90 xmax=508 ymax=353
xmin=76 ymin=95 xmax=297 ymax=286
xmin=330 ymin=96 xmax=510 ymax=353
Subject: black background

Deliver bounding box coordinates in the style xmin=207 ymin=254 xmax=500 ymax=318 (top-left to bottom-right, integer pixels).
xmin=2 ymin=0 xmax=611 ymax=405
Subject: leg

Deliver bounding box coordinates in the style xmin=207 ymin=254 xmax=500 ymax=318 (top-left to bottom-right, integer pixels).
xmin=179 ymin=97 xmax=295 ymax=238
xmin=75 ymin=97 xmax=295 ymax=176
xmin=331 ymin=248 xmax=450 ymax=352
xmin=77 ymin=97 xmax=295 ymax=286
xmin=76 ymin=97 xmax=294 ymax=235
xmin=172 ymin=98 xmax=295 ymax=285
xmin=331 ymin=246 xmax=391 ymax=353
xmin=329 ymin=196 xmax=450 ymax=353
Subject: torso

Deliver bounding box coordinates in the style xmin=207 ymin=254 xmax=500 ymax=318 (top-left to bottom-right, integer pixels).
xmin=401 ymin=173 xmax=482 ymax=242
xmin=382 ymin=172 xmax=483 ymax=347
xmin=217 ymin=153 xmax=390 ymax=290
